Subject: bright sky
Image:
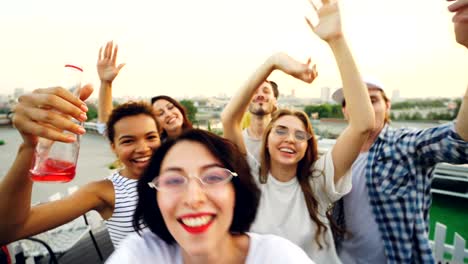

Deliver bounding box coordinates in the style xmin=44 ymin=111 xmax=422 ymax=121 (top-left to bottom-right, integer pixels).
xmin=0 ymin=0 xmax=466 ymax=100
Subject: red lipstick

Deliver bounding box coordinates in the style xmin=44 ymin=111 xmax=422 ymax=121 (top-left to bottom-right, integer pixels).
xmin=178 ymin=213 xmax=215 ymax=234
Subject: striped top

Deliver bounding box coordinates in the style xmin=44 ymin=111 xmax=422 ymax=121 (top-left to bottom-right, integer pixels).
xmin=105 ymin=171 xmax=148 ymax=248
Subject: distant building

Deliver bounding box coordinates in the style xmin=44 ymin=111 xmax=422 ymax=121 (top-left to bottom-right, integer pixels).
xmin=320 ymin=87 xmax=331 ymax=103
xmin=0 ymin=95 xmax=8 ymax=104
xmin=392 ymin=89 xmax=401 ymax=102
xmin=447 ymin=101 xmax=457 ymax=110
xmin=14 ymin=87 xmax=25 ymax=100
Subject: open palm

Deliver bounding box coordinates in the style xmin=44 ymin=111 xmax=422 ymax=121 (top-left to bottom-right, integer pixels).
xmin=97 ymin=41 xmax=125 ymax=82
xmin=306 ymin=0 xmax=342 ymax=42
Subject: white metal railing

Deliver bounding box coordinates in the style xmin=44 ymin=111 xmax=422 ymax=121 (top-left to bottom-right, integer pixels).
xmin=431 ymin=163 xmax=468 ymax=200
xmin=83 ymin=122 xmax=107 ymax=135
xmin=430 ymin=222 xmax=468 ymax=263
xmin=0 ymin=113 xmax=12 ymax=125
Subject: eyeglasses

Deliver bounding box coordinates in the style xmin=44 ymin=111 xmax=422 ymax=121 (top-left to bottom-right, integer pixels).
xmin=272 ymin=125 xmax=312 ymax=142
xmin=148 ymin=167 xmax=238 ymax=192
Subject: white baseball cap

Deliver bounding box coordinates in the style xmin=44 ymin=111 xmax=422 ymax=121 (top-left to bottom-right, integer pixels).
xmin=331 ymin=76 xmax=386 ymax=104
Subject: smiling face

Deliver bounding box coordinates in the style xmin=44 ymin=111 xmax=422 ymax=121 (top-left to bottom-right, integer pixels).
xmin=248 ymin=81 xmax=277 ymax=116
xmin=266 ymin=115 xmax=309 ymax=168
xmin=156 ymin=140 xmax=235 ymax=256
xmin=153 ymin=99 xmax=184 ymax=136
xmin=111 ymin=114 xmax=161 ymax=179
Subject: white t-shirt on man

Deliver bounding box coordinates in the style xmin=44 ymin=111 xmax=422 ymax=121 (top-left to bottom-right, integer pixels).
xmin=106 ymin=231 xmax=315 ymax=263
xmin=247 ymin=149 xmax=352 ymax=264
xmin=242 ymin=128 xmax=262 ymax=161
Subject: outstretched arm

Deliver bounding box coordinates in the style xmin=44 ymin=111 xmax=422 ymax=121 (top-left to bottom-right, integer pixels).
xmin=448 ymin=0 xmax=468 ymax=140
xmin=306 ymin=0 xmax=375 ymax=183
xmin=97 ymin=41 xmax=125 ymax=124
xmin=0 ymin=86 xmax=110 ymax=244
xmin=455 ymin=85 xmax=468 ymax=141
xmin=221 ymin=53 xmax=317 ymax=154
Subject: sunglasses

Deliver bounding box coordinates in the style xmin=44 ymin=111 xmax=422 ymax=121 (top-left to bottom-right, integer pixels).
xmin=148 ymin=167 xmax=237 ymax=193
xmin=272 ymin=125 xmax=312 ymax=142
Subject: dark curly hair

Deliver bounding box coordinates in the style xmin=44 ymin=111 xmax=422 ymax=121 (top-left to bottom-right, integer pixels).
xmin=133 ymin=129 xmax=260 ymax=243
xmin=105 ymin=101 xmax=159 ymax=143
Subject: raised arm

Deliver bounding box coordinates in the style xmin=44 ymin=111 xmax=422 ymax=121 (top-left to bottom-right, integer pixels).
xmin=448 ymin=0 xmax=468 ymax=140
xmin=455 ymin=85 xmax=468 ymax=140
xmin=221 ymin=53 xmax=317 ymax=154
xmin=306 ymin=0 xmax=375 ymax=183
xmin=0 ymin=86 xmax=111 ymax=244
xmin=97 ymin=41 xmax=125 ymax=124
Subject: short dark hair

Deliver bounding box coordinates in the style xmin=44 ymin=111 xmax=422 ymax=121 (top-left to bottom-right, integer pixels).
xmin=150 ymin=95 xmax=193 ymax=139
xmin=266 ymin=80 xmax=279 ymax=99
xmin=106 ymin=101 xmax=159 ymax=143
xmin=133 ymin=129 xmax=260 ymax=244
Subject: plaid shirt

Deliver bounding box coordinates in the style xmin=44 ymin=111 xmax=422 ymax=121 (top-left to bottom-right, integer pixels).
xmin=365 ymin=122 xmax=468 ymax=263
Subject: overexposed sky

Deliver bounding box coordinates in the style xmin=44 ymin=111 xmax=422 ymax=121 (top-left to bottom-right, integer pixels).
xmin=0 ymin=0 xmax=466 ymax=99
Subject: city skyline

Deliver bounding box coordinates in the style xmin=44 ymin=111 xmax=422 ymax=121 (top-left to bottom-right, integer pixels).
xmin=0 ymin=0 xmax=467 ymax=100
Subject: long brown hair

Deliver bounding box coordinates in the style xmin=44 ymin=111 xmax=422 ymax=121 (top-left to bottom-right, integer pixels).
xmin=259 ymin=109 xmax=331 ymax=249
xmin=150 ymin=95 xmax=193 ymax=140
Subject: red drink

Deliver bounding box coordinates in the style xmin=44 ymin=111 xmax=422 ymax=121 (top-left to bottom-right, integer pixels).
xmin=30 ymin=158 xmax=76 ymax=182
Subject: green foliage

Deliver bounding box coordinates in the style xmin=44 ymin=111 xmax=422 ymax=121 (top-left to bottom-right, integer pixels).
xmin=411 ymin=112 xmax=423 ymax=120
xmin=452 ymin=99 xmax=461 ymax=120
xmin=394 ymin=111 xmax=453 ymax=121
xmin=304 ymin=104 xmax=343 ymax=119
xmin=108 ymin=159 xmax=122 ymax=170
xmin=0 ymin=139 xmax=5 ymax=145
xmin=426 ymin=112 xmax=453 ymax=121
xmin=180 ymin=99 xmax=198 ymax=124
xmin=392 ymin=99 xmax=447 ymax=110
xmin=211 ymin=128 xmax=223 ymax=136
xmin=86 ymin=103 xmax=98 ymax=121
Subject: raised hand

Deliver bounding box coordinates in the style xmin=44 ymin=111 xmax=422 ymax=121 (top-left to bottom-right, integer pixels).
xmin=448 ymin=0 xmax=468 ymax=48
xmin=12 ymin=85 xmax=93 ymax=147
xmin=305 ymin=0 xmax=342 ymax=42
xmin=272 ymin=52 xmax=318 ymax=83
xmin=97 ymin=41 xmax=126 ymax=82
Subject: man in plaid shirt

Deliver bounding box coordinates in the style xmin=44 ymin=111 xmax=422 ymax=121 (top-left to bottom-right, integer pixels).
xmin=332 ymin=1 xmax=468 ymax=263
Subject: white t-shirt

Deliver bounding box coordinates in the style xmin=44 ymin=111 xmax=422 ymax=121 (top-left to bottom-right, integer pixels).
xmin=247 ymin=149 xmax=352 ymax=264
xmin=242 ymin=129 xmax=262 ymax=161
xmin=339 ymin=152 xmax=386 ymax=264
xmin=106 ymin=231 xmax=315 ymax=264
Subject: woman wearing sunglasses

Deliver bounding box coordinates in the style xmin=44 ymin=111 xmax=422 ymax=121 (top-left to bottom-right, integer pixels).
xmin=106 ymin=129 xmax=314 ymax=263
xmin=221 ymin=0 xmax=374 ymax=263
